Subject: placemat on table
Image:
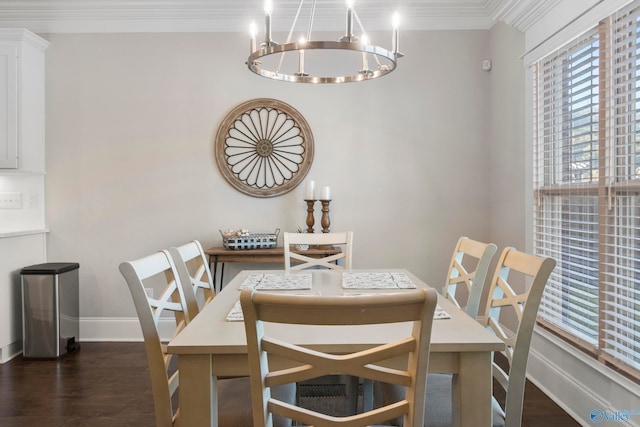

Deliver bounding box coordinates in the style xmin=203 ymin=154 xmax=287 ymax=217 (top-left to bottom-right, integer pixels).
xmin=341 ymin=272 xmax=417 ymax=289
xmin=238 ymin=273 xmax=312 ymax=290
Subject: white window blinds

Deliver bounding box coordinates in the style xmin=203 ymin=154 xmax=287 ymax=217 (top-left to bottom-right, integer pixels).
xmin=534 ymin=1 xmax=640 ymax=378
xmin=601 ymin=6 xmax=640 ymax=374
xmin=534 ymin=29 xmax=601 ymax=349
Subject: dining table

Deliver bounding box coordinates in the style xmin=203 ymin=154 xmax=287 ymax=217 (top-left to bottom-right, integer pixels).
xmin=166 ymin=268 xmax=505 ymax=427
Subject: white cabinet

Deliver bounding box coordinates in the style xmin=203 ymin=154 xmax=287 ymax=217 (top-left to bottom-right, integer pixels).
xmin=0 ymin=30 xmax=48 ymax=171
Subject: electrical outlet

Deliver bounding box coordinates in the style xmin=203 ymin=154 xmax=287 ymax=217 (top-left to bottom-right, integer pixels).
xmin=0 ymin=192 xmax=23 ymax=209
xmin=27 ymin=192 xmax=38 ymax=209
xmin=144 ymin=288 xmax=154 ymax=299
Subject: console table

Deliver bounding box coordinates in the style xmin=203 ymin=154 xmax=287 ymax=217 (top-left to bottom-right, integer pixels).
xmin=205 ymin=246 xmax=342 ymax=292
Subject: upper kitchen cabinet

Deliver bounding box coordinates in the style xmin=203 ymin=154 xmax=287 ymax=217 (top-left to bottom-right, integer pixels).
xmin=0 ymin=30 xmax=48 ymax=171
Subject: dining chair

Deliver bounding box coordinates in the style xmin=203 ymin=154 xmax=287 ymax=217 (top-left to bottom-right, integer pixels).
xmin=240 ymin=287 xmax=439 ymax=427
xmin=167 ymin=240 xmax=216 ymax=310
xmin=419 ymin=247 xmax=556 ymax=427
xmin=120 ymin=250 xmax=257 ymax=427
xmin=442 ymin=236 xmax=497 ymax=320
xmin=283 ymin=231 xmax=353 ymax=270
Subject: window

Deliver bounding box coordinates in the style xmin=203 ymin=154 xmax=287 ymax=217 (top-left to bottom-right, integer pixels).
xmin=533 ymin=2 xmax=640 ymax=379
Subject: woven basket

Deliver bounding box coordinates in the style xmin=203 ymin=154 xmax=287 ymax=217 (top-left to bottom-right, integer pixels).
xmin=220 ymin=228 xmax=280 ymax=250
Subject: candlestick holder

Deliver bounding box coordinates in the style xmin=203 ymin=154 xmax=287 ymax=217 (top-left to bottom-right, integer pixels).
xmin=320 ymin=199 xmax=331 ymax=233
xmin=304 ymin=199 xmax=316 ymax=233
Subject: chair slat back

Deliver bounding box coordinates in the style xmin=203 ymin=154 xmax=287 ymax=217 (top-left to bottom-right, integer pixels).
xmin=283 ymin=231 xmax=353 ymax=270
xmin=241 ymin=288 xmax=438 ymax=427
xmin=120 ymin=250 xmax=197 ymax=427
xmin=442 ymin=236 xmax=497 ymax=319
xmin=480 ymin=247 xmax=556 ymax=427
xmin=168 ymin=240 xmax=215 ymax=311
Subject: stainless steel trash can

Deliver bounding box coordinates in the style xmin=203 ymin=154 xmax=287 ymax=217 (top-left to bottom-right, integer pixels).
xmin=21 ymin=262 xmax=80 ymax=358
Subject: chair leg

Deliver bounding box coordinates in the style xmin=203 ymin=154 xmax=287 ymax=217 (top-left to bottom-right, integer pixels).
xmin=346 ymin=375 xmax=359 ymax=415
xmin=362 ymin=379 xmax=374 ymax=412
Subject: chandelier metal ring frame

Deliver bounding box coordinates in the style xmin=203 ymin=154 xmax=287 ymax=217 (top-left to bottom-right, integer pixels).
xmin=215 ymin=98 xmax=314 ymax=198
xmin=248 ymin=40 xmax=397 ymax=83
xmin=246 ymin=0 xmax=403 ymax=84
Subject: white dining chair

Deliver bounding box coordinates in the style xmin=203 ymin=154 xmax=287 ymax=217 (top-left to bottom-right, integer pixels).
xmin=241 ymin=287 xmax=439 ymax=427
xmin=167 ymin=240 xmax=216 ymax=310
xmin=425 ymin=247 xmax=555 ymax=427
xmin=119 ymin=250 xmax=257 ymax=427
xmin=283 ymin=231 xmax=353 ymax=270
xmin=442 ymin=236 xmax=497 ymax=320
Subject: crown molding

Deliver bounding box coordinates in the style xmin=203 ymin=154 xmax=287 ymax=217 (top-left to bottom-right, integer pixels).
xmin=0 ymin=0 xmax=554 ymax=33
xmin=491 ymin=0 xmax=562 ymax=31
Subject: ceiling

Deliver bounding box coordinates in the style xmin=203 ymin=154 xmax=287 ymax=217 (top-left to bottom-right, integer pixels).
xmin=0 ymin=0 xmax=558 ymax=33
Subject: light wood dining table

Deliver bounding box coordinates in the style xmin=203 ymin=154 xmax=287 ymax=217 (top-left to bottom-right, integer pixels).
xmin=167 ymin=269 xmax=504 ymax=427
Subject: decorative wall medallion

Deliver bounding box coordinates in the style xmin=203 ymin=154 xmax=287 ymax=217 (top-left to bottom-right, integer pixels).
xmin=215 ymin=98 xmax=314 ymax=198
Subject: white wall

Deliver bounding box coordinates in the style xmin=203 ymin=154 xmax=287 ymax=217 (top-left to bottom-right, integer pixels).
xmin=488 ymin=21 xmax=526 ymax=252
xmin=43 ymin=30 xmax=492 ymax=324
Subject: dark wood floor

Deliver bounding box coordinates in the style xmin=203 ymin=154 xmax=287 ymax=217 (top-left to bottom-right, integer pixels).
xmin=0 ymin=342 xmax=580 ymax=426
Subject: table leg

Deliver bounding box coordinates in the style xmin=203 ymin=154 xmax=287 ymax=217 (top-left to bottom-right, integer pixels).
xmin=211 ymin=255 xmax=221 ymax=294
xmin=179 ymin=354 xmax=217 ymax=426
xmin=452 ymin=351 xmax=492 ymax=427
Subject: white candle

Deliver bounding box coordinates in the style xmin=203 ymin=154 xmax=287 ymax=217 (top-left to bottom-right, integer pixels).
xmin=392 ymin=12 xmax=400 ymax=54
xmin=298 ymin=37 xmax=306 ymax=75
xmin=249 ymin=22 xmax=257 ymax=53
xmin=264 ymin=0 xmax=273 ymax=44
xmin=321 ymin=186 xmax=331 ymax=200
xmin=346 ymin=0 xmax=354 ymax=40
xmin=306 ymin=181 xmax=315 ymax=200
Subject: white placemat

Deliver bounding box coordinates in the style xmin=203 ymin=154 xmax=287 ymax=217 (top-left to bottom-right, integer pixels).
xmin=226 ymin=300 xmax=244 ymax=322
xmin=341 ymin=272 xmax=417 ymax=289
xmin=434 ymin=305 xmax=451 ymax=320
xmin=238 ymin=273 xmax=312 ymax=290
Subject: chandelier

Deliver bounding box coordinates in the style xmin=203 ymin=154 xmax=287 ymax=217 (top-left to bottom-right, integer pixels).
xmin=246 ymin=0 xmax=403 ymax=83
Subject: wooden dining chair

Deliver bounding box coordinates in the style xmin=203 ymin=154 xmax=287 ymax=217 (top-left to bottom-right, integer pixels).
xmin=120 ymin=250 xmax=256 ymax=427
xmin=283 ymin=231 xmax=353 ymax=270
xmin=420 ymin=247 xmax=556 ymax=427
xmin=241 ymin=287 xmax=439 ymax=427
xmin=167 ymin=240 xmax=216 ymax=310
xmin=442 ymin=236 xmax=497 ymax=320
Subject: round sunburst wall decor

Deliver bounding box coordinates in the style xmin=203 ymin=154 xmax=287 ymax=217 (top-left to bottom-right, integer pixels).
xmin=215 ymin=98 xmax=314 ymax=198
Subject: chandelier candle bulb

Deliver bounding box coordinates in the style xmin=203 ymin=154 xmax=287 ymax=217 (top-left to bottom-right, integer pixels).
xmin=346 ymin=0 xmax=354 ymax=41
xmin=264 ymin=0 xmax=273 ymax=45
xmin=392 ymin=12 xmax=400 ymax=54
xmin=250 ymin=22 xmax=257 ymax=53
xmin=298 ymin=37 xmax=306 ymax=75
xmin=306 ymin=180 xmax=316 ymax=200
xmin=361 ymin=35 xmax=369 ymax=72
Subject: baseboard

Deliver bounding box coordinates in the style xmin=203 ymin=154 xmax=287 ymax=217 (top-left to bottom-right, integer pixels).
xmin=0 ymin=340 xmax=23 ymax=364
xmin=528 ymin=326 xmax=640 ymax=426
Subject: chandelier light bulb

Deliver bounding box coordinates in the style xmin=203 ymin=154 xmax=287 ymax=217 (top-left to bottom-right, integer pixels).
xmin=360 ymin=34 xmax=370 ymax=73
xmin=392 ymin=12 xmax=401 ymax=55
xmin=297 ymin=37 xmax=308 ymax=76
xmin=264 ymin=0 xmax=273 ymax=45
xmin=345 ymin=0 xmax=354 ymax=41
xmin=249 ymin=21 xmax=257 ymax=53
xmin=264 ymin=0 xmax=273 ymax=15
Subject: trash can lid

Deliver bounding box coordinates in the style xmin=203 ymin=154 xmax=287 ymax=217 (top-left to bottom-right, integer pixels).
xmin=21 ymin=262 xmax=80 ymax=275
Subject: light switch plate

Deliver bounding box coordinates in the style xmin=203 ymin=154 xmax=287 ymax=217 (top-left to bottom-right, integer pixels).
xmin=0 ymin=192 xmax=23 ymax=209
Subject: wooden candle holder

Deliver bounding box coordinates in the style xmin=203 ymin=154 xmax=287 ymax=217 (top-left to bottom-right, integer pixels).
xmin=320 ymin=199 xmax=331 ymax=233
xmin=304 ymin=199 xmax=316 ymax=233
